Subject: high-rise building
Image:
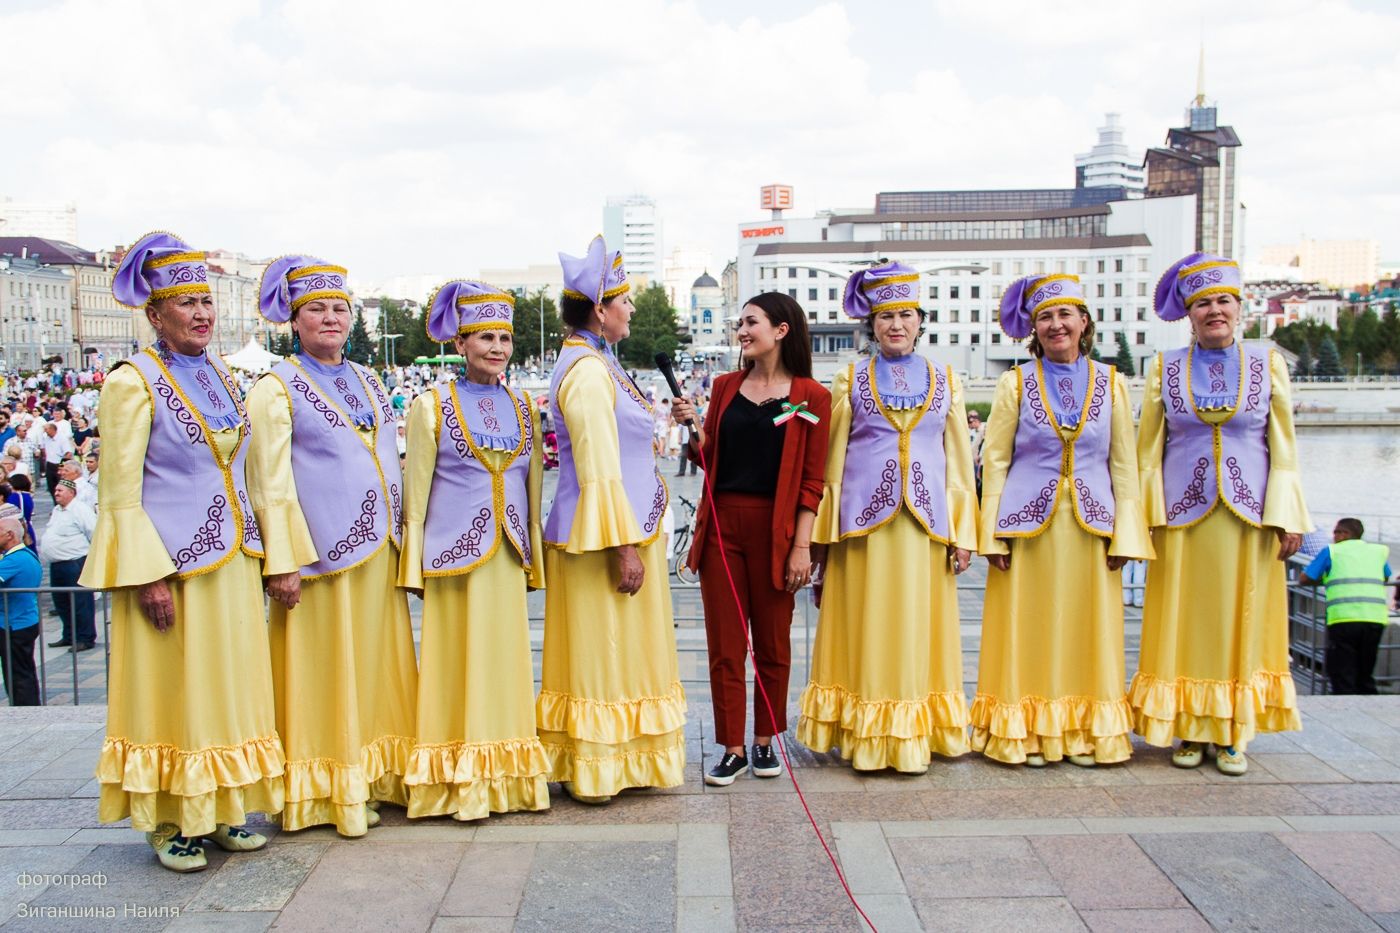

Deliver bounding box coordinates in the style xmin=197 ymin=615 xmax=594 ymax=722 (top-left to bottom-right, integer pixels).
xmin=1143 ymin=49 xmax=1242 ymax=257
xmin=603 ymin=195 xmax=663 ymax=281
xmin=1075 ymin=113 xmax=1145 ymax=196
xmin=0 ymin=197 xmax=79 ymax=243
xmin=1256 ymin=239 xmax=1380 ymax=290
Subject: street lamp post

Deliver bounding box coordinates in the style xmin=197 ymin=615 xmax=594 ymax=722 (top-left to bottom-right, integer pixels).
xmin=539 ymin=288 xmax=546 ymax=371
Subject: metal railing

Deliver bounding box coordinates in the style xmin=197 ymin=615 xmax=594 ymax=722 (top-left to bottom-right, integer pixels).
xmin=1287 ymin=563 xmax=1399 ymax=695
xmin=0 ymin=586 xmax=113 ymax=707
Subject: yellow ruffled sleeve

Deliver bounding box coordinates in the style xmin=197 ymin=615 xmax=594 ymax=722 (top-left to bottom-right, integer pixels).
xmin=976 ymin=370 xmax=1020 ymax=556
xmin=1136 ymin=354 xmax=1167 ymax=527
xmin=1262 ymin=350 xmax=1314 ymax=534
xmin=943 ymin=369 xmax=980 ymax=552
xmin=77 ymin=365 xmax=178 ymax=589
xmin=245 ymin=375 xmax=319 ymax=577
xmin=524 ymin=392 xmax=546 ymax=590
xmin=396 ymin=390 xmax=440 ymax=590
xmin=1107 ymin=371 xmax=1154 ymax=559
xmin=558 ymin=357 xmax=644 ymax=553
xmin=812 ymin=365 xmax=853 ymax=545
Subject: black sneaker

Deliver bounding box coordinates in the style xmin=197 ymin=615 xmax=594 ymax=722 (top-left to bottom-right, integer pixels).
xmin=752 ymin=743 xmax=782 ymax=778
xmin=704 ymin=752 xmax=749 ymax=786
xmin=48 ymin=638 xmax=72 ymax=648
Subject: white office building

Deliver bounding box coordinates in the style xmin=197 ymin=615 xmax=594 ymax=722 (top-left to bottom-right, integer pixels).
xmin=736 ymin=192 xmax=1196 ymax=378
xmin=0 ymin=197 xmax=79 ymax=243
xmin=1075 ymin=113 xmax=1146 ymax=196
xmin=604 ymin=195 xmax=663 ymax=282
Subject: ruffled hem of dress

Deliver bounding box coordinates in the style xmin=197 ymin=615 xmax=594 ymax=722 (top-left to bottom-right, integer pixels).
xmin=561 ymin=479 xmax=645 ymax=552
xmin=535 ymin=682 xmax=687 ymax=744
xmin=407 ymin=775 xmax=551 ymax=820
xmin=403 ymin=736 xmax=549 ymax=787
xmin=1127 ymin=670 xmax=1301 ymax=751
xmin=968 ymin=693 xmax=1133 ymax=764
xmin=95 ymin=734 xmax=286 ymax=836
xmin=278 ymin=734 xmax=414 ymax=833
xmin=796 ymin=719 xmax=968 ymax=770
xmin=538 ymin=731 xmax=687 ymax=797
xmin=797 ymin=683 xmax=969 ymax=747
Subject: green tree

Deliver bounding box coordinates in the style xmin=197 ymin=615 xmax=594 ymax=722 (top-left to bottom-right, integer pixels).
xmin=618 ymin=283 xmax=680 ymax=369
xmin=272 ymin=330 xmax=294 ymax=357
xmin=1113 ymin=331 xmax=1136 ymax=377
xmin=1351 ymin=308 xmax=1382 ymax=367
xmin=378 ymin=298 xmax=434 ymax=366
xmin=1315 ymin=335 xmax=1344 ymax=378
xmin=1293 ymin=343 xmax=1313 ymax=379
xmin=346 ymin=310 xmax=372 ymax=365
xmin=510 ymin=288 xmax=564 ymax=368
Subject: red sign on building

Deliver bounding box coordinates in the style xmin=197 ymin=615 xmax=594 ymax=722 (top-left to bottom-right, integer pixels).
xmin=760 ymin=185 xmax=793 ymax=211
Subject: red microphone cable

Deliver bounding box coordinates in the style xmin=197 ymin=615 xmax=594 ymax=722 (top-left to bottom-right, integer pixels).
xmin=687 ymin=418 xmax=878 ymax=932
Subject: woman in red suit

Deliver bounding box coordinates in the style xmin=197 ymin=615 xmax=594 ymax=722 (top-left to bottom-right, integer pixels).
xmin=672 ymin=293 xmax=830 ymax=786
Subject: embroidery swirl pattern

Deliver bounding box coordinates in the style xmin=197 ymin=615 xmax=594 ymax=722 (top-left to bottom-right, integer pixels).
xmin=910 ymin=461 xmax=933 ymax=514
xmin=175 ymin=496 xmax=226 ymax=568
xmin=368 ymin=372 xmax=393 ymax=422
xmin=929 ymin=366 xmax=946 ymax=414
xmin=1057 ymin=376 xmax=1076 ymax=413
xmin=237 ymin=490 xmax=261 ymax=547
xmin=856 ymin=459 xmax=900 ymax=527
xmin=478 ymin=396 xmax=500 ymax=433
xmin=389 ymin=483 xmax=402 ymax=534
xmin=441 ymin=393 xmax=471 ymax=460
xmin=168 ymin=264 xmax=207 ymax=286
xmin=644 ymin=470 xmax=666 ymax=534
xmin=1209 ymin=361 xmax=1227 ymax=395
xmin=291 ymin=374 xmax=345 ymax=429
xmin=194 ymin=369 xmax=227 ymax=411
xmin=1023 ymin=371 xmax=1050 ymax=425
xmin=154 ymin=376 xmax=205 ymax=445
xmin=1167 ymin=456 xmax=1212 ymax=520
xmin=334 ymin=376 xmax=364 ymax=412
xmin=998 ymin=480 xmax=1058 ymax=529
xmin=854 ymin=366 xmax=879 ymax=416
xmin=1164 ymin=357 xmax=1187 ymax=414
xmin=433 ymin=507 xmax=492 ymax=568
xmin=327 ymin=489 xmax=380 ymax=561
xmin=1245 ymin=354 xmax=1265 ymax=411
xmin=506 ymin=503 xmax=531 ymax=564
xmin=1224 ymin=457 xmax=1264 ymax=514
xmin=1183 ymin=266 xmax=1224 ymax=293
xmin=1086 ymin=368 xmax=1108 ymax=422
xmin=1074 ymin=478 xmax=1112 ymax=525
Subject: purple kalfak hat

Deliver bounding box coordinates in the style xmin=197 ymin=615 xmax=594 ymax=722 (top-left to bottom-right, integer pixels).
xmin=842 ymin=262 xmax=920 ymax=319
xmin=998 ymin=273 xmax=1089 ymax=339
xmin=559 ymin=235 xmax=628 ymax=305
xmin=426 ymin=280 xmax=516 ymax=342
xmin=111 ymin=231 xmax=210 ymax=309
xmin=1154 ymin=253 xmax=1242 ymax=321
xmin=258 ymin=256 xmax=352 ymax=323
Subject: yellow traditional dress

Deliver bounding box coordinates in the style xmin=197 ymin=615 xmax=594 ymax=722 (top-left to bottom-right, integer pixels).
xmin=246 ymin=371 xmax=418 ymax=836
xmin=537 ymin=343 xmax=686 ymax=797
xmin=1129 ymin=349 xmax=1310 ymax=750
xmin=797 ymin=364 xmax=978 ymax=770
xmin=971 ymin=362 xmax=1152 ymax=764
xmin=398 ymin=385 xmax=550 ymax=820
xmin=83 ymin=364 xmax=284 ymax=835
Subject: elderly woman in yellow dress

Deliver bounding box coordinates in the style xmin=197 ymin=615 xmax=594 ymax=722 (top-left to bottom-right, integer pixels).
xmin=971 ymin=274 xmax=1153 ymax=766
xmin=537 ymin=237 xmax=685 ymax=804
xmin=797 ymin=263 xmax=978 ymax=772
xmin=246 ymin=257 xmax=418 ymax=836
xmin=82 ymin=232 xmax=281 ymax=871
xmin=1129 ymin=254 xmax=1311 ymax=775
xmin=398 ymin=280 xmax=550 ymax=820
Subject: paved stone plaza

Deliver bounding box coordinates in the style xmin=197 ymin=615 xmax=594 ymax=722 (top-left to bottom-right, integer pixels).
xmin=1 ymin=696 xmax=1399 ymax=932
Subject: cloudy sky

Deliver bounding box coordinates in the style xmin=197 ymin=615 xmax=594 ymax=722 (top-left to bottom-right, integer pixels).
xmin=2 ymin=0 xmax=1396 ymax=291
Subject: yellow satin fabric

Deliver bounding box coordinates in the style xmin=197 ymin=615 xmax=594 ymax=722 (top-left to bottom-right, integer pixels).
xmin=244 ymin=377 xmax=318 ymax=576
xmin=1130 ymin=349 xmax=1310 ymax=751
xmin=971 ymin=368 xmax=1149 ymax=764
xmin=397 ymin=389 xmax=546 ymax=590
xmin=87 ymin=365 xmax=284 ymax=834
xmin=407 ymin=537 xmax=550 ymax=820
xmin=799 ymin=368 xmax=977 ymax=770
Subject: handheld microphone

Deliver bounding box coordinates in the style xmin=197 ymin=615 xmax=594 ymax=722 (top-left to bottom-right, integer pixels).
xmin=654 ymin=353 xmax=695 ymax=436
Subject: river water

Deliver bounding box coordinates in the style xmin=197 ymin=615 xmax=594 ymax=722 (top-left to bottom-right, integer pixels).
xmin=1297 ymin=426 xmax=1400 ymax=539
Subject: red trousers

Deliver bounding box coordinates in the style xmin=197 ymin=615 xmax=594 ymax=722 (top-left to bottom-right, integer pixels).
xmin=698 ymin=493 xmax=794 ymax=747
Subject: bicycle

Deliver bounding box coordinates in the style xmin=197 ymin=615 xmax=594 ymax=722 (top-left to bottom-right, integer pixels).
xmin=671 ymin=494 xmax=700 ymax=584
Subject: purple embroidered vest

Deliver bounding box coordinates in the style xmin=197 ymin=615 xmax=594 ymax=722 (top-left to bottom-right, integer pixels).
xmin=995 ymin=359 xmax=1115 ymax=539
xmin=268 ymin=359 xmax=403 ymax=579
xmin=544 ymin=338 xmax=667 ymax=548
xmin=122 ymin=349 xmax=263 ymax=578
xmin=422 ymin=383 xmax=534 ymax=575
xmin=1159 ymin=344 xmax=1271 ymax=528
xmin=839 ymin=358 xmax=952 ymax=542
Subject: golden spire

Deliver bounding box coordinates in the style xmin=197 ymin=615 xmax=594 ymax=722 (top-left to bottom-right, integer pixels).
xmin=1194 ymin=40 xmax=1206 ymax=108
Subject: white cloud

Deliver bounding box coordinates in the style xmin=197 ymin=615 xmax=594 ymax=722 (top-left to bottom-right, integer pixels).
xmin=1 ymin=0 xmax=1395 ymax=294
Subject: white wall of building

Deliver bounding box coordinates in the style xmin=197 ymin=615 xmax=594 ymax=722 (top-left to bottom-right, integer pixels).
xmin=1074 ymin=113 xmax=1146 ymax=195
xmin=0 ymin=259 xmax=74 ymax=370
xmin=0 ymin=197 xmax=79 ymax=243
xmin=604 ymin=195 xmax=663 ymax=281
xmin=1256 ymin=239 xmax=1380 ymax=290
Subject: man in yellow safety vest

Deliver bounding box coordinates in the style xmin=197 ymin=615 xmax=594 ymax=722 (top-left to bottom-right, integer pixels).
xmin=1300 ymin=518 xmax=1394 ymax=694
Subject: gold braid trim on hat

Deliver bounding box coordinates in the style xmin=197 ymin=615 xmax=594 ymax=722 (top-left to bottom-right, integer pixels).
xmin=602 ymin=280 xmax=631 ymax=300
xmin=561 ymin=287 xmax=590 ymax=301
xmin=455 ymin=291 xmax=516 ymax=307
xmin=457 ymin=320 xmax=514 ymax=336
xmin=149 ymin=282 xmax=213 ymax=302
xmin=291 ymin=289 xmax=352 ymax=312
xmin=144 ymin=250 xmax=206 ymax=269
xmin=1177 ymin=259 xmax=1238 ymax=278
xmin=1182 ymin=284 xmax=1241 ymax=305
xmin=287 ymin=263 xmax=348 ymax=281
xmin=861 ymin=272 xmax=918 ymax=292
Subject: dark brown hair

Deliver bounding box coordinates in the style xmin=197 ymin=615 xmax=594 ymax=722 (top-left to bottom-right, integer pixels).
xmin=741 ymin=293 xmax=812 ymax=379
xmin=1026 ymin=306 xmax=1095 ymax=359
xmin=559 ymin=293 xmax=625 ymax=331
xmin=1336 ymin=517 xmax=1365 ymax=539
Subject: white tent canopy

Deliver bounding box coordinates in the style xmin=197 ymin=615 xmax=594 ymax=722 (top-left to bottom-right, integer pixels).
xmin=223 ymin=340 xmax=282 ymax=373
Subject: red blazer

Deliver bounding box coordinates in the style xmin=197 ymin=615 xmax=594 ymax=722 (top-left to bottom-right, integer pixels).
xmin=684 ymin=371 xmax=831 ymax=591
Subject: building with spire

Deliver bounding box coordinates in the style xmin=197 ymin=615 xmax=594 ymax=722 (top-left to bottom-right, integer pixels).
xmin=1144 ymin=45 xmax=1242 ymax=257
xmin=1075 ymin=113 xmax=1145 ymax=196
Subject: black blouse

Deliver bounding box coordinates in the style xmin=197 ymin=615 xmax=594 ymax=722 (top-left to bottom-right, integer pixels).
xmin=713 ymin=393 xmax=788 ymax=496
